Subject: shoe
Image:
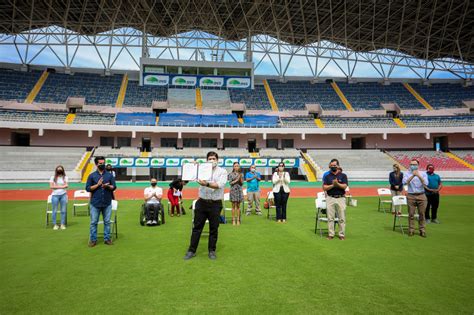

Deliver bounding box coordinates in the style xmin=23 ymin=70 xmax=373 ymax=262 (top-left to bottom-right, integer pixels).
xmin=432 ymin=219 xmax=440 ymax=224
xmin=232 ymin=219 xmax=236 ymax=226
xmin=327 ymin=236 xmax=334 ymax=240
xmin=53 ymin=225 xmax=59 ymax=230
xmin=237 ymin=219 xmax=241 ymax=226
xmin=152 ymin=220 xmax=157 ymax=225
xmin=277 ymin=219 xmax=282 ymax=223
xmin=282 ymin=219 xmax=286 ymax=223
xmin=60 ymin=224 xmax=66 ymax=230
xmin=177 ymin=214 xmax=181 ymax=217
xmin=256 ymin=211 xmax=262 ymax=216
xmin=88 ymin=240 xmax=97 ymax=247
xmin=104 ymin=240 xmax=113 ymax=245
xmin=246 ymin=211 xmax=251 ymax=216
xmin=170 ymin=214 xmax=174 ymax=217
xmin=146 ymin=220 xmax=152 ymax=225
xmin=208 ymin=251 xmax=217 ymax=260
xmin=420 ymin=231 xmax=427 ymax=238
xmin=339 ymin=235 xmax=345 ymax=240
xmin=183 ymin=251 xmax=196 ymax=260
xmin=426 ymin=219 xmax=431 ymax=224
xmin=408 ymin=232 xmax=415 ymax=237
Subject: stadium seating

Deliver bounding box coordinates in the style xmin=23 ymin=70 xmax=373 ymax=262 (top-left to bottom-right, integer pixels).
xmin=242 ymin=115 xmax=279 ymax=127
xmin=307 ymin=149 xmax=395 ymax=180
xmin=0 ymin=146 xmax=84 ymax=182
xmin=259 ymin=148 xmax=300 ymax=158
xmin=268 ymin=81 xmax=346 ymax=110
xmin=280 ymin=116 xmax=316 ymax=128
xmin=228 ymin=85 xmax=272 ymax=110
xmin=158 ymin=113 xmax=201 ymax=126
xmin=201 ymin=88 xmax=231 ymax=110
xmin=35 ymin=72 xmax=122 ymax=105
xmin=322 ymin=117 xmax=399 ymax=128
xmin=201 ymin=114 xmax=240 ymax=127
xmin=167 ymin=88 xmax=195 ymax=109
xmin=93 ymin=146 xmax=140 ymax=157
xmin=115 ymin=112 xmax=156 ymax=126
xmin=450 ymin=150 xmax=474 ymax=165
xmin=73 ymin=112 xmax=116 ymax=125
xmin=337 ymin=82 xmax=423 ymax=110
xmin=401 ymin=115 xmax=474 ymax=127
xmin=0 ymin=109 xmax=67 ymax=123
xmin=0 ymin=69 xmax=42 ymax=102
xmin=123 ymin=80 xmax=167 ymax=107
xmin=411 ymin=83 xmax=474 ymax=109
xmin=388 ymin=150 xmax=471 ymax=171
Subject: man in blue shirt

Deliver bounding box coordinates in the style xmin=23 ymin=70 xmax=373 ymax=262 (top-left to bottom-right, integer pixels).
xmin=424 ymin=164 xmax=442 ymax=224
xmin=323 ymin=159 xmax=348 ymax=240
xmin=245 ymin=165 xmax=262 ymax=215
xmin=402 ymin=159 xmax=428 ymax=237
xmin=86 ymin=156 xmax=117 ymax=247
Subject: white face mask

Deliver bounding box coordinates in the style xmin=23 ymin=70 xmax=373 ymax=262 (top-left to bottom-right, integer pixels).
xmin=211 ymin=161 xmax=218 ymax=168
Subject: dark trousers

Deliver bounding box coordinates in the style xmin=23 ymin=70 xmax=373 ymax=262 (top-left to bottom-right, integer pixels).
xmin=425 ymin=193 xmax=440 ymax=220
xmin=145 ymin=203 xmax=160 ymax=221
xmin=188 ymin=199 xmax=222 ymax=253
xmin=274 ymin=188 xmax=289 ymax=220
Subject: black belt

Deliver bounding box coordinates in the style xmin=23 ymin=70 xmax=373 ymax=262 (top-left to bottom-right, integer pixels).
xmin=199 ymin=198 xmax=222 ymax=204
xmin=408 ymin=193 xmax=424 ymax=196
xmin=328 ymin=195 xmax=345 ymax=198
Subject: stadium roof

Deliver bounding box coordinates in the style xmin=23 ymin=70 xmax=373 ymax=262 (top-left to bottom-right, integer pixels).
xmin=2 ymin=0 xmax=474 ymax=63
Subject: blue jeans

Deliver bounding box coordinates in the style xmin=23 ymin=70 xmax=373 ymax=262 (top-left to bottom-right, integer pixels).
xmin=90 ymin=204 xmax=112 ymax=242
xmin=51 ymin=193 xmax=68 ymax=225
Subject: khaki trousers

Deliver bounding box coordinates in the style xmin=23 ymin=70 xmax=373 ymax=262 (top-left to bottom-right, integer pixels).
xmin=326 ymin=196 xmax=346 ymax=237
xmin=407 ymin=193 xmax=427 ymax=233
xmin=247 ymin=191 xmax=261 ymax=212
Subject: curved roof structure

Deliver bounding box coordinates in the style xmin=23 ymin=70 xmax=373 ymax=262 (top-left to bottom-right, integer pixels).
xmin=2 ymin=0 xmax=473 ymax=62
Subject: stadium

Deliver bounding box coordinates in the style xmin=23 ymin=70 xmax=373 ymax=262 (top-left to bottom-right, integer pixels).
xmin=0 ymin=0 xmax=473 ymax=313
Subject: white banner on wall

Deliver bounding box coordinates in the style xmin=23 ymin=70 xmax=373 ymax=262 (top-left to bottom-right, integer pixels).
xmin=144 ymin=75 xmax=169 ymax=86
xmin=171 ymin=76 xmax=197 ymax=86
xmin=199 ymin=77 xmax=224 ymax=87
xmin=226 ymin=77 xmax=251 ymax=88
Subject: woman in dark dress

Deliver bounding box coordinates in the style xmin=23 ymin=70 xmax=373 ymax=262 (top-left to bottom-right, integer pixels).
xmin=228 ymin=162 xmax=243 ymax=225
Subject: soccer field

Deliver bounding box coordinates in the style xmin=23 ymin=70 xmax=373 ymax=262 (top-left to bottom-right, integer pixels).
xmin=1 ymin=196 xmax=473 ymax=314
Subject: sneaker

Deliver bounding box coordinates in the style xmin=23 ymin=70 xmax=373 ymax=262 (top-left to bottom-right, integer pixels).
xmin=277 ymin=219 xmax=282 ymax=223
xmin=146 ymin=220 xmax=152 ymax=225
xmin=208 ymin=251 xmax=217 ymax=260
xmin=432 ymin=219 xmax=440 ymax=224
xmin=327 ymin=236 xmax=334 ymax=240
xmin=104 ymin=240 xmax=113 ymax=245
xmin=256 ymin=211 xmax=262 ymax=216
xmin=282 ymin=219 xmax=286 ymax=223
xmin=88 ymin=240 xmax=97 ymax=247
xmin=339 ymin=235 xmax=345 ymax=240
xmin=408 ymin=232 xmax=415 ymax=237
xmin=420 ymin=231 xmax=427 ymax=238
xmin=152 ymin=220 xmax=158 ymax=225
xmin=183 ymin=251 xmax=196 ymax=260
xmin=60 ymin=224 xmax=66 ymax=230
xmin=246 ymin=211 xmax=251 ymax=216
xmin=426 ymin=219 xmax=431 ymax=224
xmin=53 ymin=225 xmax=59 ymax=230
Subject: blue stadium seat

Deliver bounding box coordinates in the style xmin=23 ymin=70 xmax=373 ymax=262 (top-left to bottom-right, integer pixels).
xmin=123 ymin=80 xmax=168 ymax=107
xmin=0 ymin=69 xmax=42 ymax=102
xmin=228 ymin=85 xmax=272 ymax=110
xmin=411 ymin=83 xmax=474 ymax=109
xmin=115 ymin=112 xmax=156 ymax=126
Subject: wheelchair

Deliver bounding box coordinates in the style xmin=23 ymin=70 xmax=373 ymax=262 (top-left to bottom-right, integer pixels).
xmin=140 ymin=202 xmax=165 ymax=226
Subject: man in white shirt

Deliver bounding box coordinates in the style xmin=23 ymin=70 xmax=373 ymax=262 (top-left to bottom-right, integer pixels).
xmin=184 ymin=151 xmax=228 ymax=260
xmin=144 ymin=178 xmax=163 ymax=226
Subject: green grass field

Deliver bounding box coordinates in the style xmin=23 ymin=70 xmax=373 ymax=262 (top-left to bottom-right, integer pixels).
xmin=1 ymin=196 xmax=473 ymax=314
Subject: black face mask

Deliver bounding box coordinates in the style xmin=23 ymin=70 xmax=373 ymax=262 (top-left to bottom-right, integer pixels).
xmin=106 ymin=168 xmax=112 ymax=172
xmin=98 ymin=164 xmax=105 ymax=171
xmin=151 ymin=182 xmax=157 ymax=187
xmin=330 ymin=166 xmax=338 ymax=172
xmin=56 ymin=170 xmax=64 ymax=175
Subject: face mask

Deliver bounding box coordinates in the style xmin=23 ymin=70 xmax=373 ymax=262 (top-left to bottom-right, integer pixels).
xmin=151 ymin=182 xmax=157 ymax=187
xmin=427 ymin=168 xmax=434 ymax=174
xmin=410 ymin=165 xmax=418 ymax=171
xmin=107 ymin=168 xmax=112 ymax=172
xmin=330 ymin=166 xmax=338 ymax=172
xmin=250 ymin=168 xmax=255 ymax=173
xmin=56 ymin=169 xmax=64 ymax=175
xmin=278 ymin=166 xmax=284 ymax=171
xmin=211 ymin=161 xmax=218 ymax=168
xmin=98 ymin=164 xmax=105 ymax=171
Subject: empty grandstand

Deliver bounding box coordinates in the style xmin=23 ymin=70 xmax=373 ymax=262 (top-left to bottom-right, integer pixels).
xmin=123 ymin=80 xmax=167 ymax=107
xmin=228 ymin=85 xmax=271 ymax=110
xmin=411 ymin=83 xmax=474 ymax=109
xmin=0 ymin=69 xmax=42 ymax=102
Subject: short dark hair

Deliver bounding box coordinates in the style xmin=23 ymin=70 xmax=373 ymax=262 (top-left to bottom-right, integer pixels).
xmin=329 ymin=158 xmax=339 ymax=165
xmin=94 ymin=156 xmax=105 ymax=165
xmin=278 ymin=162 xmax=285 ymax=167
xmin=207 ymin=151 xmax=219 ymax=160
xmin=426 ymin=164 xmax=434 ymax=169
xmin=410 ymin=159 xmax=419 ymax=165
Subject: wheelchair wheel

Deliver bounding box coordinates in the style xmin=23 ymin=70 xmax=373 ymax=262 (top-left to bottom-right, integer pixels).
xmin=160 ymin=204 xmax=165 ymax=225
xmin=140 ymin=205 xmax=146 ymax=226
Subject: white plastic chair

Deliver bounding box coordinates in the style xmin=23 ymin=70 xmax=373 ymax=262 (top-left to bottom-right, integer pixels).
xmin=45 ymin=194 xmax=68 ymax=227
xmin=392 ymin=195 xmax=418 ymax=235
xmin=73 ymin=190 xmax=90 ymax=216
xmin=191 ymin=199 xmax=209 ymax=235
xmin=98 ymin=199 xmax=118 ymax=239
xmin=377 ymin=188 xmax=393 ymax=213
xmin=266 ymin=191 xmax=277 ymax=220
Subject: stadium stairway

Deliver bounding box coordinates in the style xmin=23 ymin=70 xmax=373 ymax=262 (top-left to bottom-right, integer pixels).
xmin=75 ymin=151 xmax=93 ymax=172
xmin=330 ymin=81 xmax=354 ymax=111
xmin=301 ymin=152 xmax=318 ymax=182
xmin=196 ymin=88 xmax=202 ymax=110
xmin=263 ymin=79 xmax=279 ymax=111
xmin=445 ymin=152 xmax=474 ymax=170
xmin=65 ymin=113 xmax=76 ymax=124
xmin=393 ymin=117 xmax=406 ymax=128
xmin=25 ymin=70 xmax=49 ymax=104
xmin=403 ymin=83 xmax=433 ymax=110
xmin=314 ymin=118 xmax=325 ymax=128
xmin=81 ymin=162 xmax=95 ymax=183
xmin=115 ymin=73 xmax=129 ymax=108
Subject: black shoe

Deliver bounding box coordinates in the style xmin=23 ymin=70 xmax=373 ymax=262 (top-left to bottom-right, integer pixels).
xmin=183 ymin=251 xmax=196 ymax=260
xmin=408 ymin=232 xmax=415 ymax=237
xmin=420 ymin=231 xmax=427 ymax=238
xmin=208 ymin=251 xmax=217 ymax=260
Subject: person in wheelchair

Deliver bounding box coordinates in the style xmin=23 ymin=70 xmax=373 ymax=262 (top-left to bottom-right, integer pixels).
xmin=144 ymin=178 xmax=163 ymax=226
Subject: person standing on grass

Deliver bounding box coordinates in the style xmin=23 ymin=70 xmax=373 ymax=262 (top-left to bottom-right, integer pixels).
xmin=403 ymin=159 xmax=428 ymax=238
xmin=49 ymin=165 xmax=68 ymax=230
xmin=86 ymin=156 xmax=117 ymax=247
xmin=184 ymin=151 xmax=227 ymax=260
xmin=245 ymin=164 xmax=262 ymax=216
xmin=323 ymin=159 xmax=348 ymax=240
xmin=389 ymin=164 xmax=404 ymax=213
xmin=168 ymin=178 xmax=188 ymax=216
xmin=424 ymin=164 xmax=442 ymax=224
xmin=272 ymin=162 xmax=290 ymax=223
xmin=228 ymin=162 xmax=244 ymax=226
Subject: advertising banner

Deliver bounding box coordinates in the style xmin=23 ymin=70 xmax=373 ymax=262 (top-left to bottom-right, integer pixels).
xmin=143 ymin=73 xmax=251 ymax=89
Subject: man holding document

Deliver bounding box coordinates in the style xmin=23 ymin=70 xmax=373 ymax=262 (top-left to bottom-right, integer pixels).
xmin=183 ymin=151 xmax=227 ymax=260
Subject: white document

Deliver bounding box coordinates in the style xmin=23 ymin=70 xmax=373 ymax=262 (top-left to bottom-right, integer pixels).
xmin=181 ymin=162 xmax=213 ymax=181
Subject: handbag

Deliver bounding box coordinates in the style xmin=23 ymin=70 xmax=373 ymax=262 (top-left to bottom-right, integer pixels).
xmin=264 ymin=201 xmax=270 ymax=209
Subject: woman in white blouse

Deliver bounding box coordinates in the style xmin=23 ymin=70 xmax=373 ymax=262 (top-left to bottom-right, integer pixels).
xmin=272 ymin=162 xmax=291 ymax=223
xmin=49 ymin=165 xmax=69 ymax=230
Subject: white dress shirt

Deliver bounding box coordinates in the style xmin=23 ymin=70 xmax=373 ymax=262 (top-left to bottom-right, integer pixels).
xmin=198 ymin=166 xmax=228 ymax=201
xmin=402 ymin=171 xmax=428 ymax=194
xmin=144 ymin=186 xmax=163 ymax=204
xmin=272 ymin=172 xmax=291 ymax=193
